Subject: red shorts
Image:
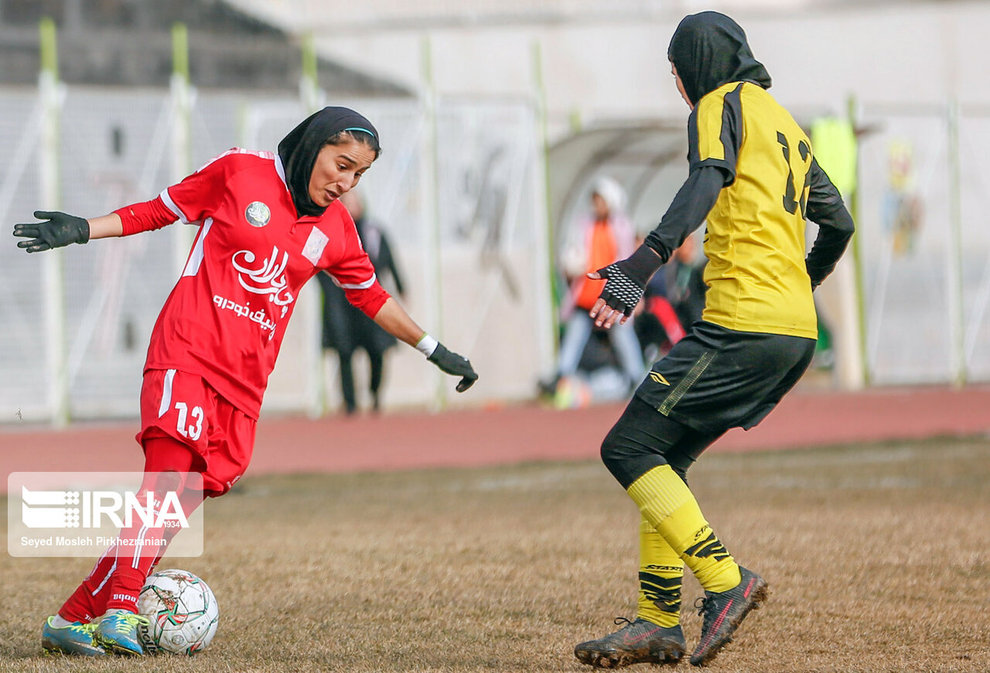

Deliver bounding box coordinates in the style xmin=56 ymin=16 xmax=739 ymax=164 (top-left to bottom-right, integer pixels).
xmin=137 ymin=368 xmax=256 ymax=496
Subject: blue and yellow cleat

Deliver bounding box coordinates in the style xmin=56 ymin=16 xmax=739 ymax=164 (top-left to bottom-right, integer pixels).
xmin=41 ymin=616 xmax=105 ymax=656
xmin=93 ymin=611 xmax=149 ymax=656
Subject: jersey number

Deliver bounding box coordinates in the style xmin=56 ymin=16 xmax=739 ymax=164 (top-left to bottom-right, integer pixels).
xmin=174 ymin=402 xmax=204 ymax=441
xmin=777 ymin=131 xmax=811 ymax=217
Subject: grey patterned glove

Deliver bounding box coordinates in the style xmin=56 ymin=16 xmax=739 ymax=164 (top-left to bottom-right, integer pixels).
xmin=595 ymin=244 xmax=664 ymax=317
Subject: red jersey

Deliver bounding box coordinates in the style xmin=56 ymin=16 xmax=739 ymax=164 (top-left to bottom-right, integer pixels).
xmin=131 ymin=149 xmax=389 ymax=418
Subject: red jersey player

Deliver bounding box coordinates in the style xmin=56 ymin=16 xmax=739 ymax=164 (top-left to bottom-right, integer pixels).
xmin=14 ymin=106 xmax=478 ymax=656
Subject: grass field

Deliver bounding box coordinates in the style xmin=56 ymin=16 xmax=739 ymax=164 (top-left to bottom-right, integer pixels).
xmin=1 ymin=436 xmax=988 ymax=672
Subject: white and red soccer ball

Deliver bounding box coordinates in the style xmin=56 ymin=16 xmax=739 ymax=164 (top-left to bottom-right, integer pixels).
xmin=136 ymin=568 xmax=219 ymax=655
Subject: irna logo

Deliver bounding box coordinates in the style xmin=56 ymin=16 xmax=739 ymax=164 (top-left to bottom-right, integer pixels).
xmin=20 ymin=487 xmax=189 ymax=530
xmin=7 ymin=472 xmax=205 ymax=558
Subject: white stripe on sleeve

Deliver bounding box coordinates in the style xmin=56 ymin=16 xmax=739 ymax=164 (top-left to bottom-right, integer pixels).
xmin=182 ymin=218 xmax=213 ymax=278
xmin=333 ymin=272 xmax=378 ymax=290
xmin=159 ymin=187 xmax=191 ymax=224
xmin=158 ymin=369 xmax=176 ymax=418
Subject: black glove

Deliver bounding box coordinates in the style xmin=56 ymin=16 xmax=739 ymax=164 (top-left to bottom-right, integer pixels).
xmin=428 ymin=343 xmax=478 ymax=392
xmin=594 ymin=244 xmax=664 ymax=317
xmin=13 ymin=211 xmax=90 ymax=253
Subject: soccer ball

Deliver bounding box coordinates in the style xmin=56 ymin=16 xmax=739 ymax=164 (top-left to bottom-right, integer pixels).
xmin=136 ymin=568 xmax=219 ymax=655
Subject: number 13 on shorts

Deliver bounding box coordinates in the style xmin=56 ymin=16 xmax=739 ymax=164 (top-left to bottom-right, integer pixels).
xmin=173 ymin=401 xmax=204 ymax=441
xmin=139 ymin=368 xmax=214 ymax=450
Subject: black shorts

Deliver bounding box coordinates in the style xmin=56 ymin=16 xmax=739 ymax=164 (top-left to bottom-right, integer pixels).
xmin=634 ymin=320 xmax=816 ymax=434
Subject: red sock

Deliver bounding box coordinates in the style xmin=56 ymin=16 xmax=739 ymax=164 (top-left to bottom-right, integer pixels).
xmin=103 ymin=512 xmax=168 ymax=613
xmin=58 ymin=436 xmax=202 ymax=619
xmin=58 ymin=546 xmax=120 ymax=622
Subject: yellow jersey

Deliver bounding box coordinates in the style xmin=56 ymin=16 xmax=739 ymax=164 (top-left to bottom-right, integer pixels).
xmin=691 ymin=81 xmax=818 ymax=339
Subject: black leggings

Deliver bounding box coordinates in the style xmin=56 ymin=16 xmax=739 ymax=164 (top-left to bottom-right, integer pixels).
xmin=601 ymin=396 xmax=725 ymax=489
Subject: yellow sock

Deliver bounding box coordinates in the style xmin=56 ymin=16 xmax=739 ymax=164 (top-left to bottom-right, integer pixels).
xmin=627 ymin=465 xmax=741 ymax=593
xmin=636 ymin=515 xmax=683 ymax=628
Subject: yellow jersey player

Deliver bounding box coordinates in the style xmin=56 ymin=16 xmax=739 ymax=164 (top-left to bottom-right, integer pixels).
xmin=574 ymin=11 xmax=854 ymax=668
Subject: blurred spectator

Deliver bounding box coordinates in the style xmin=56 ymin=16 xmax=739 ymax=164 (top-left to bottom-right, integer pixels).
xmin=543 ymin=177 xmax=644 ymax=398
xmin=635 ymin=233 xmax=707 ymax=362
xmin=317 ymin=190 xmax=406 ymax=414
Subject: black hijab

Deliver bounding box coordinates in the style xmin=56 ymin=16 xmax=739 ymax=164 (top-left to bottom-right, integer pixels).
xmin=277 ymin=106 xmax=380 ymax=218
xmin=667 ymin=11 xmax=771 ymax=106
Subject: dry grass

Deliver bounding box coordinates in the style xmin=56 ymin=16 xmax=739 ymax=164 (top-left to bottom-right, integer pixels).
xmin=1 ymin=436 xmax=988 ymax=672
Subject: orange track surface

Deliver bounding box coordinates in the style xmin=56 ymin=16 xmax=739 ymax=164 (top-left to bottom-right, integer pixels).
xmin=3 ymin=385 xmax=990 ymax=492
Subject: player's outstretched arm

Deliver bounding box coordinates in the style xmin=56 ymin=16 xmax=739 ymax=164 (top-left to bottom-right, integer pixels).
xmin=373 ymin=297 xmax=478 ymax=392
xmin=13 ymin=211 xmax=123 ymax=253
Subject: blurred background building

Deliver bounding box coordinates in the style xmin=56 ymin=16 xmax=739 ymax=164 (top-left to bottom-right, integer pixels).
xmin=2 ymin=0 xmax=989 ymax=423
xmin=0 ymin=0 xmax=409 ymax=94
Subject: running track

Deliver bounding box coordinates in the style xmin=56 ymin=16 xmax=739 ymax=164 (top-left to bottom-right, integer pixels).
xmin=3 ymin=384 xmax=990 ymax=491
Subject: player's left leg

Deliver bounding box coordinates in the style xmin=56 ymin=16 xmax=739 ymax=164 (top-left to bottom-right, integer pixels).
xmin=575 ymin=516 xmax=686 ymax=668
xmin=637 ymin=517 xmax=685 ymax=628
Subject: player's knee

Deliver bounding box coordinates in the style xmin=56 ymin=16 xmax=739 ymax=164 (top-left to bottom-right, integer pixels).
xmin=601 ymin=428 xmax=667 ymax=490
xmin=140 ymin=469 xmax=185 ymax=499
xmin=599 ymin=423 xmax=628 ymax=475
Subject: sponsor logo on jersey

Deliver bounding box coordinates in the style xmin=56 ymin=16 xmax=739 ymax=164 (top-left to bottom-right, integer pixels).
xmin=244 ymin=201 xmax=271 ymax=227
xmin=213 ymin=295 xmax=278 ymax=340
xmin=650 ymin=371 xmax=670 ymax=386
xmin=231 ymin=246 xmax=295 ymax=317
xmin=302 ymin=227 xmax=329 ymax=265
